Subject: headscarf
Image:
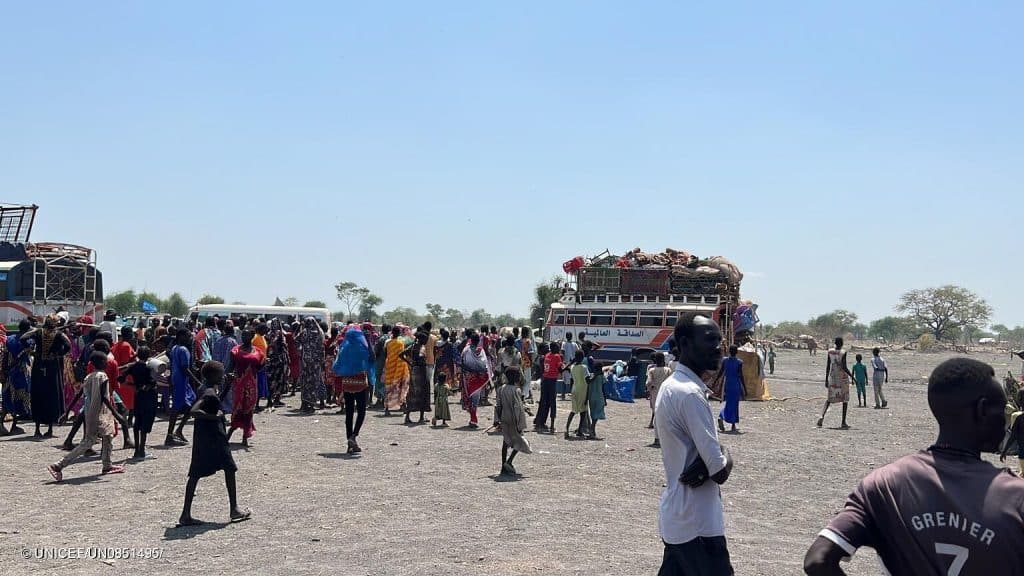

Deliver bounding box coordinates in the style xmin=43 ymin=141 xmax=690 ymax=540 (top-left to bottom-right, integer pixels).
xmin=333 ymin=327 xmax=370 ymax=377
xmin=361 ymin=322 xmax=378 ymax=349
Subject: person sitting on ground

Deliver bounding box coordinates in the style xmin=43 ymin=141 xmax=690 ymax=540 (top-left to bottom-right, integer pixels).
xmin=804 ymin=357 xmax=1024 ymax=575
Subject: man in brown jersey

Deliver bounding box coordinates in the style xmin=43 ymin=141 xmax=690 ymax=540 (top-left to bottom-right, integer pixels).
xmin=804 ymin=357 xmax=1024 ymax=575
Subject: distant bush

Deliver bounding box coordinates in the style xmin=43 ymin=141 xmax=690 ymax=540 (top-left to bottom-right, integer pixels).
xmin=918 ymin=333 xmax=937 ymax=352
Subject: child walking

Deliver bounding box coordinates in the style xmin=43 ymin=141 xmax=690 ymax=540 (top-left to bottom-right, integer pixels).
xmin=48 ymin=352 xmax=126 ymax=482
xmin=178 ymin=365 xmax=251 ymax=527
xmin=852 ymin=354 xmax=869 ymax=408
xmin=496 ymin=368 xmax=531 ymax=476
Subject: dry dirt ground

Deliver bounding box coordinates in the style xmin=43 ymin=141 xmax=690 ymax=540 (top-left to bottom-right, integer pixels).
xmin=0 ymin=349 xmax=1019 ymax=576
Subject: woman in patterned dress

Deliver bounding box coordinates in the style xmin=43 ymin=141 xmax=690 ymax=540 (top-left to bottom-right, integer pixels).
xmin=296 ymin=318 xmax=326 ymax=413
xmin=817 ymin=337 xmax=854 ymax=429
xmin=265 ymin=319 xmax=291 ymax=410
xmin=382 ymin=326 xmax=410 ymax=416
xmin=25 ymin=316 xmax=72 ymax=438
xmin=399 ymin=331 xmax=431 ymax=424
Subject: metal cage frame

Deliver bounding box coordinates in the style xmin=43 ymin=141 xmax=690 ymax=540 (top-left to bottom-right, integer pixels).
xmin=26 ymin=242 xmax=98 ymax=306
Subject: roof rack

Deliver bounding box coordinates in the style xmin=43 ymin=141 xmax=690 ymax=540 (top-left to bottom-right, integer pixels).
xmin=0 ymin=204 xmax=38 ymax=244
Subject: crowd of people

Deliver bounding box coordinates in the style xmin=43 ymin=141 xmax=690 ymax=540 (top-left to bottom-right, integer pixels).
xmin=7 ymin=308 xmax=1021 ymax=574
xmin=0 ymin=311 xmax=637 ymax=491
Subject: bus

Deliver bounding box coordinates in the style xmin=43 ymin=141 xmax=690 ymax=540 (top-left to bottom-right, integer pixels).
xmin=545 ymin=292 xmax=732 ymax=362
xmin=0 ymin=205 xmax=103 ymax=327
xmin=188 ymin=304 xmax=332 ymax=327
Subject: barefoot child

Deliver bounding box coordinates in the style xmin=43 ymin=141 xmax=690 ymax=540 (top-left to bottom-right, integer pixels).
xmin=852 ymin=354 xmax=869 ymax=408
xmin=48 ymin=352 xmax=125 ymax=481
xmin=167 ymin=330 xmax=201 ymax=446
xmin=177 ymin=377 xmax=251 ymax=527
xmin=496 ymin=368 xmax=531 ymax=476
xmin=432 ymin=372 xmax=452 ymax=427
xmin=565 ymin=350 xmax=592 ymax=440
xmin=125 ymin=346 xmax=159 ymax=459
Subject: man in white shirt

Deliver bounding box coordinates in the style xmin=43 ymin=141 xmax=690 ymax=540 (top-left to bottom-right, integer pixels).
xmin=871 ymin=347 xmax=889 ymax=409
xmin=655 ymin=312 xmax=735 ymax=575
xmin=98 ymin=309 xmax=119 ymax=343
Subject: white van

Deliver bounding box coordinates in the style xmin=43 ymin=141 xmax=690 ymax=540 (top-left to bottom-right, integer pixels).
xmin=189 ymin=304 xmax=332 ymax=326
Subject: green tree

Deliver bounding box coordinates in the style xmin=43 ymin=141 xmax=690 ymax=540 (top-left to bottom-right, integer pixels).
xmin=281 ymin=296 xmax=300 ymax=307
xmin=468 ymin=309 xmax=493 ymax=328
xmin=442 ymin=308 xmax=465 ymax=329
xmin=381 ymin=307 xmax=422 ymax=326
xmin=105 ymin=289 xmax=138 ymax=315
xmin=196 ymin=294 xmax=225 ymax=305
xmin=164 ymin=292 xmax=189 ymax=317
xmin=808 ymin=310 xmax=859 ymax=339
xmin=492 ymin=314 xmax=517 ymax=329
xmin=868 ymin=316 xmax=920 ymax=343
xmin=896 ymin=285 xmax=993 ymax=342
xmin=336 ymin=282 xmax=381 ymax=320
xmin=528 ymin=276 xmax=563 ymax=329
xmin=357 ymin=293 xmax=383 ymax=322
xmin=774 ymin=320 xmax=810 ymax=337
xmin=1007 ymin=326 xmax=1024 ymax=347
xmin=425 ymin=303 xmax=444 ymax=324
xmin=303 ymin=300 xmax=328 ymax=309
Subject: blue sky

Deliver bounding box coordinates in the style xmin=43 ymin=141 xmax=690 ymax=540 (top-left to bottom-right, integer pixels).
xmin=3 ymin=2 xmax=1021 ymax=326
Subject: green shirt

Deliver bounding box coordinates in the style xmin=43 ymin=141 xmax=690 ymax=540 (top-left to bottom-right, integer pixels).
xmin=852 ymin=362 xmax=868 ymax=385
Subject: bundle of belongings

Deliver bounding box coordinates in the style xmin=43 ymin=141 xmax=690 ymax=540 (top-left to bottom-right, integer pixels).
xmin=611 ymin=248 xmax=744 ymax=286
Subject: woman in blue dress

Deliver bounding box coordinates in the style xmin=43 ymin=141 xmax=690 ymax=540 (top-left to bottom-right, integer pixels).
xmin=1 ymin=319 xmax=34 ymax=435
xmin=714 ymin=345 xmax=746 ymax=433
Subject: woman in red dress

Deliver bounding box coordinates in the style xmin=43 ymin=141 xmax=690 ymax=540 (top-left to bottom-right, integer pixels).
xmin=228 ymin=329 xmax=265 ymax=447
xmin=324 ymin=325 xmax=344 ymax=406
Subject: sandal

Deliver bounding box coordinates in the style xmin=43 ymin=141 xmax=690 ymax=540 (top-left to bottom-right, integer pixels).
xmin=102 ymin=465 xmax=126 ymax=475
xmin=47 ymin=464 xmax=63 ymax=482
xmin=230 ymin=508 xmax=252 ymax=523
xmin=176 ymin=517 xmax=205 ymax=527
